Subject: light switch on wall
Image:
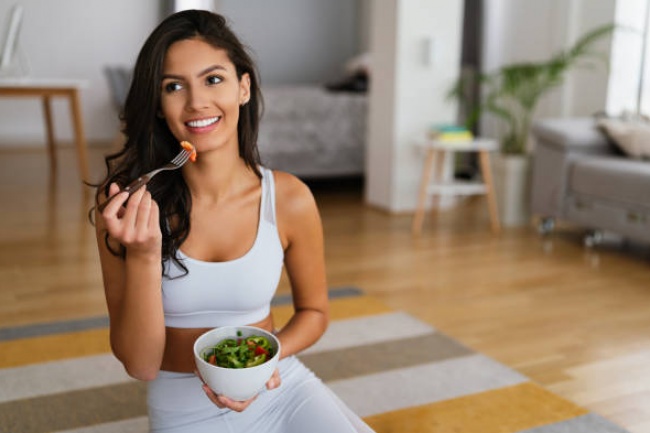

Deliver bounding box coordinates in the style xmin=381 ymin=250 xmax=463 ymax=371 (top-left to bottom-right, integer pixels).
xmin=422 ymin=36 xmax=436 ymax=66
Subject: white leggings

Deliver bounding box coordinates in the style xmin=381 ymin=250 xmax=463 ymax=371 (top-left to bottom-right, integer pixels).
xmin=147 ymin=355 xmax=375 ymax=433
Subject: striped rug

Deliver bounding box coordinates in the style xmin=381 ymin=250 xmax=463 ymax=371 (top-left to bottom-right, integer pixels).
xmin=0 ymin=288 xmax=630 ymax=433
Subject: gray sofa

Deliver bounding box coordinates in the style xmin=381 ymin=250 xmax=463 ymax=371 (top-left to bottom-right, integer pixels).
xmin=530 ymin=117 xmax=650 ymax=246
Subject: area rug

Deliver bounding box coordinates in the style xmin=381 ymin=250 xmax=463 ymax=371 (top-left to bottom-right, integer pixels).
xmin=0 ymin=288 xmax=630 ymax=433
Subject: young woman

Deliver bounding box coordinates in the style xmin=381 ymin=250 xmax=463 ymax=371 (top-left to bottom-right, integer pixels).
xmin=93 ymin=9 xmax=375 ymax=433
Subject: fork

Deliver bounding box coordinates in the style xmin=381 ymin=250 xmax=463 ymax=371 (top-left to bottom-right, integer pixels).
xmin=97 ymin=147 xmax=192 ymax=212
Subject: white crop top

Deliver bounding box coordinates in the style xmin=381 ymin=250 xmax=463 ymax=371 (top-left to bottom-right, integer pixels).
xmin=161 ymin=167 xmax=284 ymax=328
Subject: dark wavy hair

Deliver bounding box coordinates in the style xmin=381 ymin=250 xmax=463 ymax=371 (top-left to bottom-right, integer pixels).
xmin=93 ymin=10 xmax=263 ymax=273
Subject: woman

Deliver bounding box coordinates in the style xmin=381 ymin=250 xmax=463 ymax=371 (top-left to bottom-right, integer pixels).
xmin=93 ymin=9 xmax=375 ymax=433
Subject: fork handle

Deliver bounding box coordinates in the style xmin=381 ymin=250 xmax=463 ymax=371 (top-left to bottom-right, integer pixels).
xmin=96 ymin=174 xmax=152 ymax=212
xmin=123 ymin=174 xmax=152 ymax=194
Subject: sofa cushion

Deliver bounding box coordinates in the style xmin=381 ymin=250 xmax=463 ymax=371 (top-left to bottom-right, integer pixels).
xmin=569 ymin=156 xmax=650 ymax=208
xmin=597 ymin=118 xmax=650 ymax=159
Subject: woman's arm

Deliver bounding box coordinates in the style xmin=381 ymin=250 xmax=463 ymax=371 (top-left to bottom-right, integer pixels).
xmin=95 ymin=184 xmax=166 ymax=380
xmin=273 ymin=172 xmax=329 ymax=358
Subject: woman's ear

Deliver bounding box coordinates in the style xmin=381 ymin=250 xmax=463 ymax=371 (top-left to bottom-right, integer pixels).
xmin=239 ymin=73 xmax=251 ymax=106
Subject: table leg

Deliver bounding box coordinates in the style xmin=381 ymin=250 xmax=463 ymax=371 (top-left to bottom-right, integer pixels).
xmin=68 ymin=89 xmax=90 ymax=182
xmin=478 ymin=150 xmax=501 ymax=233
xmin=432 ymin=149 xmax=446 ymax=210
xmin=42 ymin=95 xmax=56 ymax=173
xmin=412 ymin=148 xmax=438 ymax=235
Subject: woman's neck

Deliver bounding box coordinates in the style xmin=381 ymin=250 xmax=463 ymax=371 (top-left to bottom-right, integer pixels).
xmin=182 ymin=151 xmax=257 ymax=205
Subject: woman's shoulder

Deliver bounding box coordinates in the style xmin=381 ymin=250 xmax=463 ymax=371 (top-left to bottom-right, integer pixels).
xmin=269 ymin=169 xmax=319 ymax=221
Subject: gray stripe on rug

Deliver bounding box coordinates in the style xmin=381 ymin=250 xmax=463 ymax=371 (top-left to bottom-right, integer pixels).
xmin=271 ymin=286 xmax=363 ymax=306
xmin=0 ymin=316 xmax=110 ymax=342
xmin=0 ymin=286 xmax=363 ymax=342
xmin=299 ymin=332 xmax=472 ymax=382
xmin=0 ymin=382 xmax=147 ymax=433
xmin=518 ymin=413 xmax=631 ymax=433
xmin=0 ymin=354 xmax=132 ymax=404
xmin=301 ymin=311 xmax=437 ymax=355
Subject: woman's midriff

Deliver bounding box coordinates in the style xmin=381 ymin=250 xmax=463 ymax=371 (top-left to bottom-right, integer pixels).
xmin=160 ymin=314 xmax=275 ymax=373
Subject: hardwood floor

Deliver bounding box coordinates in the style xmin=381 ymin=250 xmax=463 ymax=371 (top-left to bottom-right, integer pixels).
xmin=2 ymin=145 xmax=650 ymax=432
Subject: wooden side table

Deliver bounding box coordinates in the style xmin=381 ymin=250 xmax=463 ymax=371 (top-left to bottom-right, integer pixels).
xmin=412 ymin=136 xmax=501 ymax=235
xmin=0 ymin=78 xmax=90 ymax=181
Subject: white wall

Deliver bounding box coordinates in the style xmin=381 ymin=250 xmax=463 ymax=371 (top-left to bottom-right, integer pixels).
xmin=0 ymin=0 xmax=160 ymax=147
xmin=365 ymin=0 xmax=465 ymax=212
xmin=217 ymin=0 xmax=361 ymax=85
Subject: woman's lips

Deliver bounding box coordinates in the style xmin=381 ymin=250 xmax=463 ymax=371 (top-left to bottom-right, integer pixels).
xmin=185 ymin=116 xmax=220 ymax=132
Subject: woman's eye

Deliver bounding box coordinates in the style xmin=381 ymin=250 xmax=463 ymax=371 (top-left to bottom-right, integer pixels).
xmin=163 ymin=82 xmax=182 ymax=93
xmin=207 ymin=75 xmax=222 ymax=85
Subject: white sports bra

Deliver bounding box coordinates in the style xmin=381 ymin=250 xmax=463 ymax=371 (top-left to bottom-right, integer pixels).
xmin=161 ymin=167 xmax=284 ymax=328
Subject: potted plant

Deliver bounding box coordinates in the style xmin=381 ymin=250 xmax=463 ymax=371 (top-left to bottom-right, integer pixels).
xmin=449 ymin=24 xmax=615 ymax=225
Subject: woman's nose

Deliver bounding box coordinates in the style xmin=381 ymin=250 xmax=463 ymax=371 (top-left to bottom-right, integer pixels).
xmin=186 ymin=86 xmax=209 ymax=110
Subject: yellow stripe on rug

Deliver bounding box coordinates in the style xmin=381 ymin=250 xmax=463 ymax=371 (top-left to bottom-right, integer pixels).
xmin=364 ymin=382 xmax=589 ymax=433
xmin=0 ymin=328 xmax=111 ymax=369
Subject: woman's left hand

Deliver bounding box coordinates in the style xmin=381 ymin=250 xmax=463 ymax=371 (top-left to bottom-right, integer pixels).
xmin=197 ymin=368 xmax=281 ymax=412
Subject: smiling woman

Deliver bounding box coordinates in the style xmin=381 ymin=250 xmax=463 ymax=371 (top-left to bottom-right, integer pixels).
xmin=159 ymin=38 xmax=250 ymax=157
xmin=90 ymin=9 xmax=375 ymax=433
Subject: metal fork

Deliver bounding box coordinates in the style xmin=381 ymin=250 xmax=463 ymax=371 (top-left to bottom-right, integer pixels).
xmin=97 ymin=148 xmax=192 ymax=212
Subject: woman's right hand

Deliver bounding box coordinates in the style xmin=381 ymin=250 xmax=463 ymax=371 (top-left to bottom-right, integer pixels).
xmin=99 ymin=183 xmax=162 ymax=256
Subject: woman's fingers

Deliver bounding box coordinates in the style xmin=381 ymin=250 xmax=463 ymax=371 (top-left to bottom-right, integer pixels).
xmin=201 ymin=385 xmax=226 ymax=408
xmin=107 ymin=182 xmax=121 ymax=198
xmin=215 ymin=394 xmax=257 ymax=412
xmin=100 ymin=184 xmax=160 ymax=250
xmin=196 ymin=370 xmax=259 ymax=412
xmin=133 ymin=188 xmax=153 ymax=232
xmin=102 ymin=183 xmax=129 ymax=217
xmin=266 ymin=368 xmax=281 ymax=390
xmin=199 ymin=383 xmax=253 ymax=411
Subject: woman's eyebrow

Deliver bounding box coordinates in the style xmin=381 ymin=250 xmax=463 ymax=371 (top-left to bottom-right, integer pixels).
xmin=197 ymin=65 xmax=227 ymax=77
xmin=162 ymin=65 xmax=227 ymax=81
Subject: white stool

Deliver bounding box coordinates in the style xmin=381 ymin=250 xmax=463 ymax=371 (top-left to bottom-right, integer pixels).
xmin=412 ymin=137 xmax=501 ymax=235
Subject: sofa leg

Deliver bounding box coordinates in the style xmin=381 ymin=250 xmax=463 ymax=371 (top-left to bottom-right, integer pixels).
xmin=537 ymin=217 xmax=555 ymax=236
xmin=584 ymin=230 xmax=604 ymax=248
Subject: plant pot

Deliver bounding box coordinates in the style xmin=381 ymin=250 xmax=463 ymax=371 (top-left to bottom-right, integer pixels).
xmin=491 ymin=153 xmax=532 ymax=227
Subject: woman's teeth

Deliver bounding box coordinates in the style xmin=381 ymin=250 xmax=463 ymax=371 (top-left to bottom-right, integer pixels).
xmin=186 ymin=117 xmax=220 ymax=128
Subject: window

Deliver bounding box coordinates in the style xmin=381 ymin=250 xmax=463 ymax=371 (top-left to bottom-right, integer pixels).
xmin=607 ymin=0 xmax=650 ymax=116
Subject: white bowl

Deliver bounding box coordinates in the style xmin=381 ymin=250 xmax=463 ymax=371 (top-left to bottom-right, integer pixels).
xmin=193 ymin=325 xmax=281 ymax=401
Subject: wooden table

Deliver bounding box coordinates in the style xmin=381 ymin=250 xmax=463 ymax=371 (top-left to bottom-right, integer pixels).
xmin=412 ymin=136 xmax=501 ymax=235
xmin=0 ymin=78 xmax=89 ymax=181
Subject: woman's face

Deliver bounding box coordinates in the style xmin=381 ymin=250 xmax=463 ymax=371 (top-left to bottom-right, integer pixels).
xmin=160 ymin=37 xmax=250 ymax=156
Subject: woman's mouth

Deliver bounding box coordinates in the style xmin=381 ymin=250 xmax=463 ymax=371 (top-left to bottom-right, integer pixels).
xmin=185 ymin=116 xmax=220 ymax=130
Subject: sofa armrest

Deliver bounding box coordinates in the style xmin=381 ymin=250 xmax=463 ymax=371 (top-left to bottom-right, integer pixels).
xmin=530 ymin=117 xmax=613 ymax=219
xmin=531 ymin=117 xmax=612 ymax=155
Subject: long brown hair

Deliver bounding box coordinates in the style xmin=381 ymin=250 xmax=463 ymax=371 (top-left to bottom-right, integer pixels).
xmin=93 ymin=10 xmax=263 ymax=272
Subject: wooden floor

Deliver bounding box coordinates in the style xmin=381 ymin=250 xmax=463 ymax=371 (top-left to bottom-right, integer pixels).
xmin=2 ymin=145 xmax=650 ymax=433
